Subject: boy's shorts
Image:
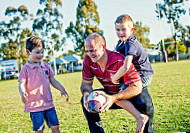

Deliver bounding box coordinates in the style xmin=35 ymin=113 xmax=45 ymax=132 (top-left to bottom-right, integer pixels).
xmin=140 ymin=75 xmax=152 ymax=88
xmin=30 ymin=107 xmax=59 ymax=131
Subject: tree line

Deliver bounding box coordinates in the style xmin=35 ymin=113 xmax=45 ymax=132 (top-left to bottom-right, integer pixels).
xmin=0 ymin=0 xmax=189 ymax=69
xmin=155 ymin=0 xmax=189 ymax=61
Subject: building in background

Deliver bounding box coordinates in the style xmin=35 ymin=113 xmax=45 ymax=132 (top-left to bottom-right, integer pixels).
xmin=50 ymin=54 xmax=83 ymax=73
xmin=0 ymin=60 xmax=19 ymax=80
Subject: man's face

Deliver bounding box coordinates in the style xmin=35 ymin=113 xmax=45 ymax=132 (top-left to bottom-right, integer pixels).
xmin=27 ymin=47 xmax=44 ymax=64
xmin=115 ymin=23 xmax=134 ymax=42
xmin=85 ymin=39 xmax=105 ymax=62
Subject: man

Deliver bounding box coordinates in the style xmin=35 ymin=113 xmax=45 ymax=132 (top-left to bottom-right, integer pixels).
xmin=80 ymin=33 xmax=154 ymax=133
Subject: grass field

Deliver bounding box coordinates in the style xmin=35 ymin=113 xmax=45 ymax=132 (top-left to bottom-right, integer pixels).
xmin=0 ymin=60 xmax=190 ymax=133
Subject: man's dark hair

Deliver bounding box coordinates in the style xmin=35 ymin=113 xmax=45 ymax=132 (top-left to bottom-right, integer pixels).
xmin=26 ymin=36 xmax=45 ymax=52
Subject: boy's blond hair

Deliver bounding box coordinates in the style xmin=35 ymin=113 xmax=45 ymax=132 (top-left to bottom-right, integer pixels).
xmin=114 ymin=14 xmax=134 ymax=28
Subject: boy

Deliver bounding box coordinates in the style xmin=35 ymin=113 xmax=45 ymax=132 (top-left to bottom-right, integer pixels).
xmin=111 ymin=14 xmax=154 ymax=133
xmin=18 ymin=36 xmax=69 ymax=133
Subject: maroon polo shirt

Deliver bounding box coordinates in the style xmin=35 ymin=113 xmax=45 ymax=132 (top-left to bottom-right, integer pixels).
xmin=82 ymin=50 xmax=141 ymax=93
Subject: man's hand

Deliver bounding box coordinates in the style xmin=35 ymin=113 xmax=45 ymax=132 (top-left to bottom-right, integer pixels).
xmin=99 ymin=92 xmax=116 ymax=113
xmin=83 ymin=92 xmax=90 ymax=112
xmin=61 ymin=88 xmax=69 ymax=101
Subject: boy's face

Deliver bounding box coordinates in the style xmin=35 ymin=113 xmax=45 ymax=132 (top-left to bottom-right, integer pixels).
xmin=27 ymin=47 xmax=44 ymax=64
xmin=115 ymin=23 xmax=134 ymax=42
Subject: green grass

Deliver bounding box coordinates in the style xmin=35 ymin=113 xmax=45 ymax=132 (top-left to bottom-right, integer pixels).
xmin=0 ymin=60 xmax=190 ymax=133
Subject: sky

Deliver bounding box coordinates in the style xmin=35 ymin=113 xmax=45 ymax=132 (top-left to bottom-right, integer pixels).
xmin=0 ymin=0 xmax=189 ymax=55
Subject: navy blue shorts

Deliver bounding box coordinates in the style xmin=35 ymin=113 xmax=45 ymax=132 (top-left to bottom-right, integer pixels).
xmin=30 ymin=107 xmax=59 ymax=131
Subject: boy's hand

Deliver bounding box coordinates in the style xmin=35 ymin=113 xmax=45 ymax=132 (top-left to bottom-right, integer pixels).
xmin=61 ymin=88 xmax=69 ymax=101
xmin=111 ymin=74 xmax=120 ymax=84
xmin=22 ymin=92 xmax=28 ymax=104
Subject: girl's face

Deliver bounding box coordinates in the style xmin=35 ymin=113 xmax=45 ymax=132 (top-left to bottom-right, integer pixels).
xmin=27 ymin=47 xmax=44 ymax=64
xmin=115 ymin=23 xmax=134 ymax=42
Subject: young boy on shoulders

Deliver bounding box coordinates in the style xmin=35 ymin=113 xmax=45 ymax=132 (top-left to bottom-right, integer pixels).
xmin=111 ymin=14 xmax=154 ymax=133
xmin=112 ymin=14 xmax=154 ymax=90
xmin=18 ymin=36 xmax=69 ymax=133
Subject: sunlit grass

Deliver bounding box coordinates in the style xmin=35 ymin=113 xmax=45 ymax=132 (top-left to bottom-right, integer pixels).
xmin=0 ymin=60 xmax=189 ymax=132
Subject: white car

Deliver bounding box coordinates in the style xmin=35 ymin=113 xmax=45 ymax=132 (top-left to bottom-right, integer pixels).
xmin=1 ymin=71 xmax=19 ymax=79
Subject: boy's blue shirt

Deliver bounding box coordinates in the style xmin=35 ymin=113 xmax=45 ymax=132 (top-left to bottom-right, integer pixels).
xmin=116 ymin=35 xmax=154 ymax=77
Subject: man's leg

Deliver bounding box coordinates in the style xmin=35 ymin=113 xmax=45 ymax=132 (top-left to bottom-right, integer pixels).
xmin=129 ymin=88 xmax=154 ymax=133
xmin=81 ymin=98 xmax=105 ymax=133
xmin=142 ymin=75 xmax=154 ymax=133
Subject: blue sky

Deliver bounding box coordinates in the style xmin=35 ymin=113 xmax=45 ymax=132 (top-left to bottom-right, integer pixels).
xmin=0 ymin=0 xmax=189 ymax=54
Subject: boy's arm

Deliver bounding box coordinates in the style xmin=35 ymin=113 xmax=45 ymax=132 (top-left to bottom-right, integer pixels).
xmin=18 ymin=80 xmax=28 ymax=104
xmin=80 ymin=79 xmax=93 ymax=95
xmin=111 ymin=55 xmax=133 ymax=84
xmin=50 ymin=77 xmax=69 ymax=101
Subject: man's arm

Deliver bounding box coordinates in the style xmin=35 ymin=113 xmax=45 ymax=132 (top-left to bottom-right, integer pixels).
xmin=80 ymin=79 xmax=93 ymax=95
xmin=111 ymin=55 xmax=133 ymax=84
xmin=50 ymin=77 xmax=69 ymax=101
xmin=100 ymin=80 xmax=142 ymax=113
xmin=113 ymin=80 xmax=142 ymax=101
xmin=80 ymin=79 xmax=94 ymax=111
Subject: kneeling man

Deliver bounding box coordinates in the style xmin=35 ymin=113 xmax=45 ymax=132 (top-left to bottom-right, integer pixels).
xmin=80 ymin=33 xmax=154 ymax=133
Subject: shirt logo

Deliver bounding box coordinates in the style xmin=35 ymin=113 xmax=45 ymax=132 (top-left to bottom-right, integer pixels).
xmin=102 ymin=78 xmax=110 ymax=82
xmin=44 ymin=70 xmax=49 ymax=75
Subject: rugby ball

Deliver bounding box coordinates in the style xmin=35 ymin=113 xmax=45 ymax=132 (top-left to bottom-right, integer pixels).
xmin=87 ymin=91 xmax=106 ymax=113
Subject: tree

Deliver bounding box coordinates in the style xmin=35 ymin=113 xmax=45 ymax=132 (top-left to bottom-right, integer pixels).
xmin=0 ymin=40 xmax=19 ymax=60
xmin=19 ymin=28 xmax=32 ymax=65
xmin=155 ymin=0 xmax=188 ymax=61
xmin=176 ymin=24 xmax=189 ymax=42
xmin=133 ymin=21 xmax=150 ymax=48
xmin=159 ymin=37 xmax=187 ymax=59
xmin=60 ymin=50 xmax=77 ymax=58
xmin=65 ymin=0 xmax=103 ymax=58
xmin=32 ymin=0 xmax=65 ymax=74
xmin=0 ymin=5 xmax=32 ymax=69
